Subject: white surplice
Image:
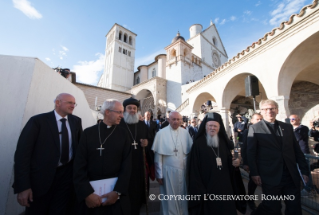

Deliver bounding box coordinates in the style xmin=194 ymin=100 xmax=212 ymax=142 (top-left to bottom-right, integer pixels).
xmin=152 ymin=125 xmax=193 ymax=215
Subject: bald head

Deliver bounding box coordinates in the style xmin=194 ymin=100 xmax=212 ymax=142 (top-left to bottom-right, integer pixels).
xmin=54 ymin=93 xmax=76 ymax=117
xmin=169 ymin=111 xmax=182 ymax=130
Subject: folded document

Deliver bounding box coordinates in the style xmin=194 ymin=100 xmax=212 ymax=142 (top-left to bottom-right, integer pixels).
xmin=89 ymin=177 xmax=118 ymax=202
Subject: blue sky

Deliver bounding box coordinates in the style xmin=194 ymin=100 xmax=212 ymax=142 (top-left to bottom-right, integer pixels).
xmin=0 ymin=0 xmax=313 ymax=85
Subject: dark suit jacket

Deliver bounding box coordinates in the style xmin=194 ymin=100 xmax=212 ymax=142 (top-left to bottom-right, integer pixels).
xmin=160 ymin=120 xmax=169 ymax=129
xmin=294 ymin=125 xmax=310 ymax=154
xmin=188 ymin=126 xmax=198 ymax=140
xmin=14 ymin=111 xmax=83 ymax=196
xmin=247 ymin=120 xmax=309 ymax=187
xmin=145 ymin=120 xmax=157 ymax=149
xmin=241 ymin=129 xmax=249 ymax=166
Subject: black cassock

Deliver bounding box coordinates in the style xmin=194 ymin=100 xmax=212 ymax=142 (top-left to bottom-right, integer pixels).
xmin=119 ymin=119 xmax=150 ymax=215
xmin=188 ymin=135 xmax=237 ymax=215
xmin=73 ymin=122 xmax=132 ymax=215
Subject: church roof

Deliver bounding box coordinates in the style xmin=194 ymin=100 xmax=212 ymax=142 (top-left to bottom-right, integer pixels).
xmin=171 ymin=32 xmax=185 ymax=43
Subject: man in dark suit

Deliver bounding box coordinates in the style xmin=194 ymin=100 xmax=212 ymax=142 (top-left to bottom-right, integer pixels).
xmin=160 ymin=111 xmax=170 ymax=129
xmin=14 ymin=93 xmax=83 ymax=215
xmin=290 ymin=114 xmax=310 ymax=154
xmin=188 ymin=117 xmax=198 ymax=140
xmin=144 ymin=111 xmax=157 ymax=149
xmin=241 ymin=113 xmax=263 ymax=210
xmin=247 ymin=99 xmax=309 ymax=215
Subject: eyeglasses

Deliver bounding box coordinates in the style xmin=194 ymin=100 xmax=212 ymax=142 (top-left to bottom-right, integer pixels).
xmin=109 ymin=109 xmax=124 ymax=114
xmin=289 ymin=118 xmax=296 ymax=121
xmin=261 ymin=108 xmax=277 ymax=112
xmin=61 ymin=100 xmax=77 ymax=107
xmin=191 ymin=121 xmax=196 ymax=123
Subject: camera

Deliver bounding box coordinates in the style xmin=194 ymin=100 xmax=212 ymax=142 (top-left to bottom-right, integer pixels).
xmin=313 ymin=120 xmax=319 ymax=128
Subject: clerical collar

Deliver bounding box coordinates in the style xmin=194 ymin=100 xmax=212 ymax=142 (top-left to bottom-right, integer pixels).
xmin=101 ymin=122 xmax=112 ymax=129
xmin=54 ymin=110 xmax=68 ymax=121
xmin=264 ymin=119 xmax=276 ymax=125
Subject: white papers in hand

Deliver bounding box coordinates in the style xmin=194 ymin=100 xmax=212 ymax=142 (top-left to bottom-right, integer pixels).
xmin=89 ymin=177 xmax=118 ymax=202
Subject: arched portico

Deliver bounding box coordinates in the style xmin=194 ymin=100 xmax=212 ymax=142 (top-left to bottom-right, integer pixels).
xmin=278 ymin=31 xmax=319 ymax=122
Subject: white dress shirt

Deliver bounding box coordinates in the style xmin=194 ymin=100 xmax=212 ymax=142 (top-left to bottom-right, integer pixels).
xmin=54 ymin=110 xmax=72 ymax=166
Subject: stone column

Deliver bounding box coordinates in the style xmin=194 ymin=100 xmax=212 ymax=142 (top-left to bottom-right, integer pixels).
xmin=271 ymin=95 xmax=290 ymax=122
xmin=220 ymin=108 xmax=231 ymax=136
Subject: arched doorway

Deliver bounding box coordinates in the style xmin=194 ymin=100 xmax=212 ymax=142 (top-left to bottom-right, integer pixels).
xmin=135 ymin=89 xmax=155 ymax=118
xmin=192 ymin=92 xmax=217 ymax=118
xmin=222 ymin=73 xmax=268 ymax=124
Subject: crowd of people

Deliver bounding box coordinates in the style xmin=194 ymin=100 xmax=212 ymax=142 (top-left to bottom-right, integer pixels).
xmin=13 ymin=93 xmax=319 ymax=215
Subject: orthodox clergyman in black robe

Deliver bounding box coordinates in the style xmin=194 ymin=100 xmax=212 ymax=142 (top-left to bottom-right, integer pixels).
xmin=119 ymin=97 xmax=151 ymax=215
xmin=73 ymin=99 xmax=132 ymax=215
xmin=188 ymin=112 xmax=246 ymax=215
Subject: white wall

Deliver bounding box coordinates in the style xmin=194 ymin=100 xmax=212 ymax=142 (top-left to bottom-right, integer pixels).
xmin=147 ymin=63 xmax=158 ymax=79
xmin=0 ymin=55 xmax=96 ymax=215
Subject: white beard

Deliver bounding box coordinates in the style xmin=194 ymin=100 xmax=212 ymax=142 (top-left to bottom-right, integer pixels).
xmin=206 ymin=134 xmax=219 ymax=148
xmin=124 ymin=112 xmax=139 ymax=124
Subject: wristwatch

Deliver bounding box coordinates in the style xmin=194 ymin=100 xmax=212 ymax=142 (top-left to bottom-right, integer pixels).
xmin=115 ymin=191 xmax=121 ymax=199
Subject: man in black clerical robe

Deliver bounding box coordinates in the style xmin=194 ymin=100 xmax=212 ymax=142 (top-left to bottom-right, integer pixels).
xmin=188 ymin=112 xmax=246 ymax=215
xmin=119 ymin=97 xmax=151 ymax=215
xmin=73 ymin=99 xmax=132 ymax=215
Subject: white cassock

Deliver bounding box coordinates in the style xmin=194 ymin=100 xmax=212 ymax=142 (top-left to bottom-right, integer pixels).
xmin=152 ymin=125 xmax=193 ymax=215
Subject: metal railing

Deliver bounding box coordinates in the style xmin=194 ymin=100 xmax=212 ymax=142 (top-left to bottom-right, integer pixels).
xmin=300 ymin=154 xmax=319 ymax=213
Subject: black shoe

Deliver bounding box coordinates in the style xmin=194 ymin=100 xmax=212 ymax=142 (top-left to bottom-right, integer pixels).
xmin=248 ymin=201 xmax=257 ymax=211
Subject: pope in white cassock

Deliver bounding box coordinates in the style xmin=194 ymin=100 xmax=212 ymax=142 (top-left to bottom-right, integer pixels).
xmin=152 ymin=111 xmax=193 ymax=215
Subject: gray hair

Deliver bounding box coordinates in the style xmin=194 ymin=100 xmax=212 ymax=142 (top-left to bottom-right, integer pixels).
xmin=100 ymin=99 xmax=120 ymax=115
xmin=259 ymin=99 xmax=278 ymax=109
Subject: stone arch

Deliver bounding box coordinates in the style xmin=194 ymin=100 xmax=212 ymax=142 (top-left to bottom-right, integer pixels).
xmin=192 ymin=92 xmax=217 ymax=116
xmin=278 ymin=31 xmax=319 ymax=96
xmin=222 ymin=72 xmax=268 ymax=111
xmin=135 ymin=89 xmax=155 ymax=116
xmin=124 ymin=33 xmax=128 ymax=43
xmin=277 ymin=31 xmax=319 ymax=122
xmin=129 ymin=36 xmax=132 ymax=45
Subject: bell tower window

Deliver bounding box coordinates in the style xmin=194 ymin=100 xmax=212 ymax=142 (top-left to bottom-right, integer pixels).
xmin=119 ymin=31 xmax=122 ymax=40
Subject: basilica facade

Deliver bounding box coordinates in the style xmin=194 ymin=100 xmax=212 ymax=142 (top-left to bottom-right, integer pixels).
xmin=98 ymin=22 xmax=228 ymax=118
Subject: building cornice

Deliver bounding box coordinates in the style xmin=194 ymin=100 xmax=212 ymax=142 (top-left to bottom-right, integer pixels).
xmin=165 ymin=39 xmax=194 ymax=50
xmin=135 ymin=54 xmax=167 ymax=73
xmin=105 ymin=23 xmax=137 ymax=37
xmin=131 ymin=76 xmax=167 ymax=89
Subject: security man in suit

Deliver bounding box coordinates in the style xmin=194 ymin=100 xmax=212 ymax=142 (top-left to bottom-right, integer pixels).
xmin=247 ymin=99 xmax=309 ymax=215
xmin=14 ymin=93 xmax=83 ymax=215
xmin=160 ymin=111 xmax=170 ymax=129
xmin=144 ymin=111 xmax=157 ymax=149
xmin=188 ymin=117 xmax=198 ymax=140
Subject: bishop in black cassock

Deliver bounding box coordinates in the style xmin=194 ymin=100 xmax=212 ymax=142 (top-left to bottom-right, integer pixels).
xmin=120 ymin=97 xmax=151 ymax=215
xmin=73 ymin=100 xmax=132 ymax=215
xmin=188 ymin=112 xmax=246 ymax=215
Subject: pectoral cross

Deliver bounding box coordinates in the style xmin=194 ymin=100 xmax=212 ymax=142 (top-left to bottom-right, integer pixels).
xmin=132 ymin=141 xmax=138 ymax=149
xmin=97 ymin=145 xmax=105 ymax=156
xmin=174 ymin=148 xmax=178 ymax=156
